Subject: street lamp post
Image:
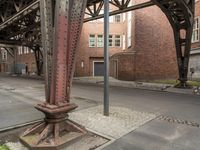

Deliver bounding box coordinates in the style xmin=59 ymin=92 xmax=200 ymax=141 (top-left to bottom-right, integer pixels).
xmin=104 ymin=0 xmax=110 ymax=116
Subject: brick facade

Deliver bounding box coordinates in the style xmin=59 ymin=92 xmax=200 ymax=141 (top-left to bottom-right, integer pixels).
xmin=189 ymin=1 xmax=200 ymax=79
xmin=0 ymin=47 xmax=36 ymax=75
xmin=0 ymin=1 xmax=199 ymax=81
xmin=75 ymin=13 xmax=126 ymax=77
xmin=110 ymin=0 xmax=178 ymax=81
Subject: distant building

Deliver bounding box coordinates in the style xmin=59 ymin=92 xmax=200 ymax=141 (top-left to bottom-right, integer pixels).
xmin=0 ymin=0 xmax=199 ymax=81
xmin=189 ymin=1 xmax=200 ymax=80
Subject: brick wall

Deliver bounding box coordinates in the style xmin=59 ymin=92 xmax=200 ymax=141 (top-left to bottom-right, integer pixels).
xmin=75 ymin=11 xmax=126 ymax=77
xmin=111 ymin=1 xmax=179 ymax=81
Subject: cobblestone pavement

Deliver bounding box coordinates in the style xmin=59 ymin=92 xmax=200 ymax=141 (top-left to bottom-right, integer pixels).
xmin=70 ymin=106 xmax=156 ymax=139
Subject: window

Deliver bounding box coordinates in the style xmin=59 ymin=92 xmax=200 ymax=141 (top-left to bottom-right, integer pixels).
xmin=97 ymin=35 xmax=104 ymax=47
xmin=115 ymin=35 xmax=121 ymax=47
xmin=127 ymin=0 xmax=132 ymax=47
xmin=127 ymin=11 xmax=132 ymax=47
xmin=18 ymin=46 xmax=23 ymax=55
xmin=109 ymin=35 xmax=113 ymax=47
xmin=122 ymin=34 xmax=126 ymax=50
xmin=89 ymin=34 xmax=96 ymax=47
xmin=192 ymin=17 xmax=199 ymax=43
xmin=1 ymin=49 xmax=7 ymax=61
xmin=109 ymin=16 xmax=114 ymax=23
xmin=114 ymin=14 xmax=121 ymax=23
xmin=24 ymin=47 xmax=29 ymax=54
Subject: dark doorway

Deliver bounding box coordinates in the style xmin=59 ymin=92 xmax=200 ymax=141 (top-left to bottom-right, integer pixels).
xmin=94 ymin=61 xmax=104 ymax=76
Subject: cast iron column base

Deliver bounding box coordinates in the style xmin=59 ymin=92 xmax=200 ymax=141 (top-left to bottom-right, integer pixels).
xmin=20 ymin=102 xmax=87 ymax=150
xmin=175 ymin=79 xmax=192 ymax=89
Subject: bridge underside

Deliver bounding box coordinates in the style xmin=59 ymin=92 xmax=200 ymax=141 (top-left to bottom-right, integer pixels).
xmin=0 ymin=0 xmax=195 ymax=149
xmin=0 ymin=0 xmax=195 ymax=88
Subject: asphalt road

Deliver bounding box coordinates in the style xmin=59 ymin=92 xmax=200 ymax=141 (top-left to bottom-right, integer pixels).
xmin=72 ymin=83 xmax=200 ymax=123
xmin=1 ymin=75 xmax=200 ymax=149
xmin=0 ymin=75 xmax=200 ymax=127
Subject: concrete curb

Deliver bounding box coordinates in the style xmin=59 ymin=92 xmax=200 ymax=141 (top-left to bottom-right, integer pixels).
xmin=73 ymin=78 xmax=195 ymax=95
xmin=73 ymin=78 xmax=171 ymax=91
xmin=0 ymin=74 xmax=195 ymax=95
xmin=0 ymin=119 xmax=43 ymax=133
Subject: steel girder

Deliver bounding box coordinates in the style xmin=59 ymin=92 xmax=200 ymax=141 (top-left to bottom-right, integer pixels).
xmin=153 ymin=0 xmax=195 ymax=88
xmin=30 ymin=45 xmax=43 ymax=76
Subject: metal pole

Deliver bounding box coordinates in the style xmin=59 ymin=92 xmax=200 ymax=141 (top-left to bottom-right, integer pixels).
xmin=104 ymin=0 xmax=109 ymax=116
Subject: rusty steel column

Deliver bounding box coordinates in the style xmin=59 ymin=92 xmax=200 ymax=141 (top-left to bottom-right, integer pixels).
xmin=20 ymin=0 xmax=87 ymax=149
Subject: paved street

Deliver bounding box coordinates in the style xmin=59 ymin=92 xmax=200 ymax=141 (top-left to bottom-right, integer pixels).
xmin=0 ymin=75 xmax=200 ymax=149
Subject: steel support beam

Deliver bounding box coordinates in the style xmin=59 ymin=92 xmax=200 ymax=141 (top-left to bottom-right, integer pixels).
xmin=32 ymin=46 xmax=43 ymax=76
xmin=20 ymin=0 xmax=88 ymax=149
xmin=39 ymin=0 xmax=53 ymax=102
xmin=84 ymin=1 xmax=155 ymax=22
xmin=153 ymin=0 xmax=195 ymax=88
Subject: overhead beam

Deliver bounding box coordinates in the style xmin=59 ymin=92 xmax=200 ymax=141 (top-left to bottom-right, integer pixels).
xmin=84 ymin=1 xmax=155 ymax=22
xmin=0 ymin=43 xmax=16 ymax=48
xmin=0 ymin=1 xmax=154 ymax=31
xmin=0 ymin=0 xmax=40 ymax=30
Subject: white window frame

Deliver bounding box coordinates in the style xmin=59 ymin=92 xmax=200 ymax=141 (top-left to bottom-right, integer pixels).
xmin=97 ymin=35 xmax=104 ymax=47
xmin=122 ymin=34 xmax=126 ymax=50
xmin=1 ymin=49 xmax=7 ymax=61
xmin=109 ymin=35 xmax=114 ymax=47
xmin=18 ymin=46 xmax=23 ymax=55
xmin=114 ymin=35 xmax=121 ymax=47
xmin=192 ymin=17 xmax=199 ymax=43
xmin=24 ymin=47 xmax=29 ymax=54
xmin=89 ymin=34 xmax=96 ymax=47
xmin=114 ymin=14 xmax=122 ymax=23
xmin=127 ymin=11 xmax=132 ymax=47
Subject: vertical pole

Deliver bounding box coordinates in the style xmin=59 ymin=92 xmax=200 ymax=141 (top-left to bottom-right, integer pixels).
xmin=13 ymin=48 xmax=16 ymax=74
xmin=104 ymin=0 xmax=109 ymax=116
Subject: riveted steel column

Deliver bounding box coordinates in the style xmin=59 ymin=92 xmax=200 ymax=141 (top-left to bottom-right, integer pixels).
xmin=40 ymin=0 xmax=54 ymax=103
xmin=20 ymin=0 xmax=87 ymax=149
xmin=104 ymin=0 xmax=110 ymax=116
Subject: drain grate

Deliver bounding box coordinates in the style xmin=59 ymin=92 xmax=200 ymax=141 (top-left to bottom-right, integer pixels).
xmin=157 ymin=115 xmax=200 ymax=128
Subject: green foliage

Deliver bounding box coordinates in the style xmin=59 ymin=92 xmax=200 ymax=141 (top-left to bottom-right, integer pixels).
xmin=149 ymin=79 xmax=200 ymax=87
xmin=0 ymin=145 xmax=10 ymax=150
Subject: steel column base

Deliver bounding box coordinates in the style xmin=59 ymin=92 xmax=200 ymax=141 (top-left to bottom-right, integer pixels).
xmin=174 ymin=80 xmax=192 ymax=89
xmin=20 ymin=103 xmax=87 ymax=150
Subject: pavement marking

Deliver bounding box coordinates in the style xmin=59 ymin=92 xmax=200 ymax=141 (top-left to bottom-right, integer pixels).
xmin=157 ymin=115 xmax=200 ymax=128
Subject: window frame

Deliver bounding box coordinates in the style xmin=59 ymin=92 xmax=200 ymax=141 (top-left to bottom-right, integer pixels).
xmin=89 ymin=34 xmax=96 ymax=47
xmin=192 ymin=17 xmax=200 ymax=43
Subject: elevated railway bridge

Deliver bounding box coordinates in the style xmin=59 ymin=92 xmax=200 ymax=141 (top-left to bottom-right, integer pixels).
xmin=0 ymin=0 xmax=195 ymax=149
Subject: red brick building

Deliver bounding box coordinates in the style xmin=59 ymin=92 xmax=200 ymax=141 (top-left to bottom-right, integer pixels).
xmin=0 ymin=0 xmax=200 ymax=81
xmin=110 ymin=0 xmax=178 ymax=81
xmin=189 ymin=0 xmax=200 ymax=79
xmin=0 ymin=46 xmax=36 ymax=75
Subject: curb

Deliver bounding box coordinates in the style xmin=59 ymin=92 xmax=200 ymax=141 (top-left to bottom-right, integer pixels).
xmin=0 ymin=119 xmax=43 ymax=133
xmin=73 ymin=79 xmax=195 ymax=95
